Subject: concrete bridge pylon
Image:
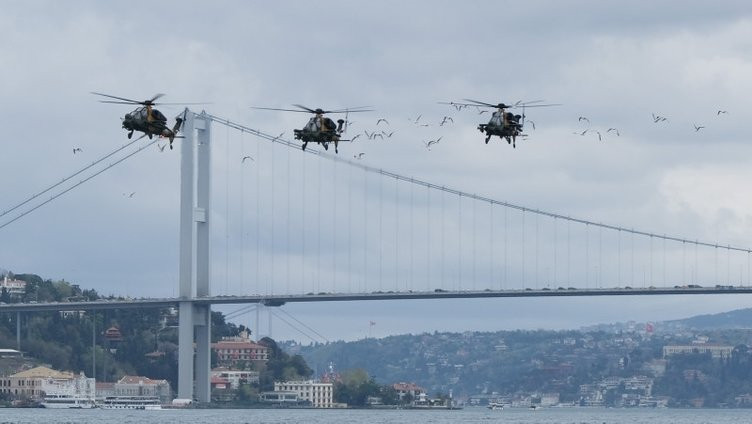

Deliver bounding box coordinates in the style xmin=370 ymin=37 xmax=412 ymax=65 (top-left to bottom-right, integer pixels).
xmin=177 ymin=110 xmax=212 ymax=403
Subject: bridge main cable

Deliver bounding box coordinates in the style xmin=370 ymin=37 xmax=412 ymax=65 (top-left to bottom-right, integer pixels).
xmin=1 ymin=135 xmax=146 ymax=220
xmin=206 ymin=113 xmax=752 ymax=254
xmin=0 ymin=138 xmax=157 ymax=230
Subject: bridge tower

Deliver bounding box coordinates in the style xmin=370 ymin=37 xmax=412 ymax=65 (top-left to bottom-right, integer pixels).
xmin=177 ymin=111 xmax=212 ymax=402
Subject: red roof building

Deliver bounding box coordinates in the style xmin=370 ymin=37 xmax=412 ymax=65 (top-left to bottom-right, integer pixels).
xmin=211 ymin=331 xmax=269 ymax=366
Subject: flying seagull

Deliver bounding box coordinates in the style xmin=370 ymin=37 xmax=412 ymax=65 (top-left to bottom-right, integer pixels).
xmin=652 ymin=113 xmax=668 ymax=123
xmin=423 ymin=137 xmax=442 ymax=150
xmin=376 ymin=118 xmax=389 ymax=126
xmin=578 ymin=116 xmax=590 ymax=124
xmin=607 ymin=128 xmax=620 ymax=136
xmin=440 ymin=116 xmax=454 ymax=126
xmin=354 ymin=153 xmax=365 ymax=160
xmin=72 ymin=148 xmax=83 ymax=154
xmin=693 ymin=124 xmax=705 ymax=132
xmin=242 ymin=155 xmax=254 ymax=163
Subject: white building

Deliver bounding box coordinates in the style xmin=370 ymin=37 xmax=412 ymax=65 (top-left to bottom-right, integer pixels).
xmin=41 ymin=372 xmax=96 ymax=399
xmin=274 ymin=380 xmax=333 ymax=408
xmin=623 ymin=376 xmax=653 ymax=396
xmin=112 ymin=376 xmax=172 ymax=404
xmin=540 ymin=392 xmax=560 ymax=406
xmin=210 ymin=370 xmax=259 ymax=389
xmin=259 ymin=391 xmax=299 ymax=404
xmin=0 ymin=366 xmax=86 ymax=399
xmin=0 ymin=276 xmax=26 ymax=296
xmin=662 ymin=344 xmax=733 ymax=359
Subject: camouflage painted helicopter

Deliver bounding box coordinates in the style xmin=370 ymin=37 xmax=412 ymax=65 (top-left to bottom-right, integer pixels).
xmin=441 ymin=99 xmax=560 ymax=148
xmin=92 ymin=92 xmax=198 ymax=149
xmin=250 ymin=104 xmax=372 ymax=153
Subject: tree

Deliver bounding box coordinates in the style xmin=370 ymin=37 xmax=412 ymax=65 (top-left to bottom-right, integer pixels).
xmin=0 ymin=287 xmax=10 ymax=304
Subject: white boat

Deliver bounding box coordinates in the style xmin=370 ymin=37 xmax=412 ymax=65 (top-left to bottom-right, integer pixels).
xmin=99 ymin=396 xmax=162 ymax=410
xmin=487 ymin=402 xmax=504 ymax=410
xmin=41 ymin=394 xmax=97 ymax=409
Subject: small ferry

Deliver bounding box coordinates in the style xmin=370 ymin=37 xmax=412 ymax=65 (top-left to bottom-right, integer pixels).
xmin=99 ymin=396 xmax=162 ymax=410
xmin=487 ymin=402 xmax=504 ymax=410
xmin=41 ymin=394 xmax=97 ymax=409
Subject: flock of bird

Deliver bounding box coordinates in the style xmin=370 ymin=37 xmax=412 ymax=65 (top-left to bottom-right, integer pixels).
xmin=72 ymin=104 xmax=734 ymax=172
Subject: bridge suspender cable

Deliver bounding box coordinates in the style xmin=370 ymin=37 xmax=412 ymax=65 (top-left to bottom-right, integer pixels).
xmin=206 ymin=113 xmax=752 ymax=255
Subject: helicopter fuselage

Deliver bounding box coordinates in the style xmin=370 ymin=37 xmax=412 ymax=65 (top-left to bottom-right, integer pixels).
xmin=121 ymin=106 xmax=173 ymax=140
xmin=478 ymin=123 xmax=525 ymax=148
xmin=294 ymin=116 xmax=345 ymax=153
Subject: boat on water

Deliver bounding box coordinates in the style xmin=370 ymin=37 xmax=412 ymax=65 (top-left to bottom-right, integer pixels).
xmin=487 ymin=402 xmax=504 ymax=410
xmin=41 ymin=394 xmax=97 ymax=409
xmin=99 ymin=396 xmax=162 ymax=410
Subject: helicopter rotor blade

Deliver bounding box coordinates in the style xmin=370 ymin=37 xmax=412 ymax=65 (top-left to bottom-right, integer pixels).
xmin=91 ymin=92 xmax=143 ymax=104
xmin=250 ymin=106 xmax=314 ymax=113
xmin=511 ymin=99 xmax=543 ymax=107
xmin=461 ymin=99 xmax=498 ymax=108
xmin=292 ymin=104 xmax=318 ymax=113
xmin=148 ymin=93 xmax=166 ymax=104
xmin=98 ymin=100 xmax=141 ymax=105
xmin=154 ymin=102 xmax=212 ymax=106
xmin=514 ymin=103 xmax=562 ymax=108
xmin=325 ymin=107 xmax=374 ymax=114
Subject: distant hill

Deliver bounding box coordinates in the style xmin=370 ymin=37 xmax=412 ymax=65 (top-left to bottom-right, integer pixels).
xmin=661 ymin=308 xmax=752 ymax=330
xmin=581 ymin=307 xmax=752 ymax=333
xmin=281 ymin=306 xmax=752 ymax=401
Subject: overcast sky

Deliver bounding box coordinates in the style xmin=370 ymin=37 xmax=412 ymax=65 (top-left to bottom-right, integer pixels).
xmin=2 ymin=1 xmax=752 ymax=342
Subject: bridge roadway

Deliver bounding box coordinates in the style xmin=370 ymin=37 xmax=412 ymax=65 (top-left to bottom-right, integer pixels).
xmin=1 ymin=285 xmax=750 ymax=313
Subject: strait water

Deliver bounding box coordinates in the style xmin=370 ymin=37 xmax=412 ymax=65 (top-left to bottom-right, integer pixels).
xmin=0 ymin=408 xmax=751 ymax=424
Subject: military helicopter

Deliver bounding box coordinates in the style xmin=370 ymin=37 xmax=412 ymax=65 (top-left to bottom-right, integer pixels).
xmin=250 ymin=104 xmax=372 ymax=153
xmin=92 ymin=92 xmax=199 ymax=149
xmin=441 ymin=99 xmax=560 ymax=148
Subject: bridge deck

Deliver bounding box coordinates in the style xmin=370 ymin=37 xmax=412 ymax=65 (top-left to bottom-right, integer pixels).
xmin=0 ymin=286 xmax=750 ymax=313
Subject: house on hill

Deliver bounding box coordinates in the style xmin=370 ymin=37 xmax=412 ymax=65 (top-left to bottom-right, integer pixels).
xmin=212 ymin=330 xmax=269 ymax=368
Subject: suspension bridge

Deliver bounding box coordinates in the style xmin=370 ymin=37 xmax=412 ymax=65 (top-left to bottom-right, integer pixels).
xmin=1 ymin=110 xmax=750 ymax=402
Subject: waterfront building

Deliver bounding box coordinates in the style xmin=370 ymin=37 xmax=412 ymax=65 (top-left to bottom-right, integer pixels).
xmin=393 ymin=382 xmax=426 ymax=402
xmin=274 ymin=380 xmax=333 ymax=408
xmin=210 ymin=369 xmax=259 ymax=389
xmin=259 ymin=390 xmax=299 ymax=404
xmin=41 ymin=372 xmax=95 ymax=399
xmin=540 ymin=392 xmax=560 ymax=406
xmin=111 ymin=375 xmax=172 ymax=404
xmin=0 ymin=366 xmax=94 ymax=403
xmin=0 ymin=349 xmax=22 ymax=358
xmin=0 ymin=366 xmax=75 ymax=398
